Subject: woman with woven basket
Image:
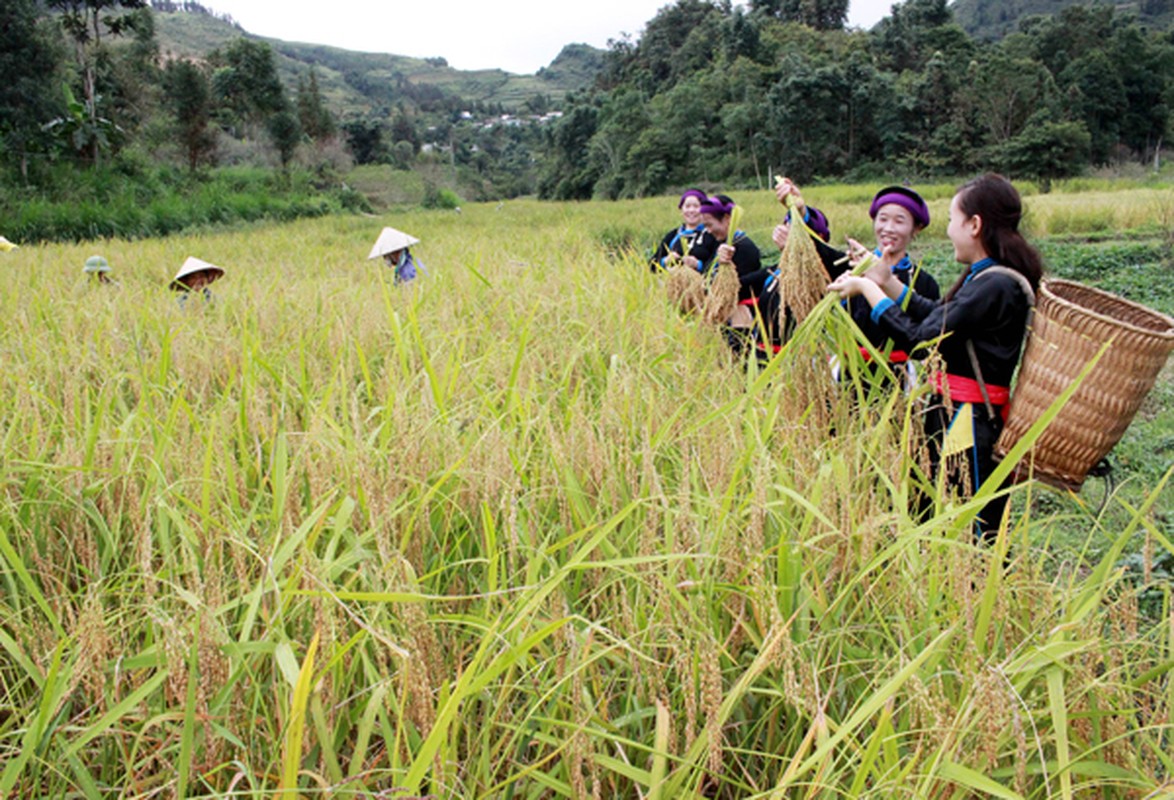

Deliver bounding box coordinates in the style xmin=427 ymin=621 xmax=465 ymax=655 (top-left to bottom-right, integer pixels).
xmin=827 ymin=173 xmax=1042 ymax=541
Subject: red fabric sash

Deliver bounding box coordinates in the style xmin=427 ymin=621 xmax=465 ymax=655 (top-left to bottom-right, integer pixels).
xmin=859 ymin=346 xmax=908 ymax=364
xmin=934 ymin=372 xmax=1011 ymax=419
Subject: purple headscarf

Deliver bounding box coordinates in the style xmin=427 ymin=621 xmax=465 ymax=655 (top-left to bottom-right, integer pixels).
xmin=678 ymin=188 xmax=707 ymax=208
xmin=786 ymin=205 xmax=831 ymax=242
xmin=869 ymin=186 xmax=930 ymax=229
xmin=699 ymin=194 xmax=735 ymax=217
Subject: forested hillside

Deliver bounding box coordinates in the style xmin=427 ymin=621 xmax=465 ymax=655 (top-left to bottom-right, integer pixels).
xmin=2 ymin=0 xmax=1172 ymax=242
xmin=154 ymin=10 xmax=604 ymax=114
xmin=538 ymin=0 xmax=1173 ymax=199
xmin=951 ymin=0 xmax=1174 ymax=39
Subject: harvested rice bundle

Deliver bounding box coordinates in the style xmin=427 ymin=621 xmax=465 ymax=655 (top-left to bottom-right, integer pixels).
xmin=702 ymin=203 xmax=744 ymax=325
xmin=775 ymin=183 xmax=830 ymax=329
xmin=703 ymin=262 xmax=740 ymax=325
xmin=666 ymin=265 xmax=706 ymax=314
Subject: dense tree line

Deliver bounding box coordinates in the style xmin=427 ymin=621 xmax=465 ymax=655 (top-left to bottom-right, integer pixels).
xmin=538 ymin=0 xmax=1174 ymax=198
xmin=5 ymin=0 xmax=1170 ymax=205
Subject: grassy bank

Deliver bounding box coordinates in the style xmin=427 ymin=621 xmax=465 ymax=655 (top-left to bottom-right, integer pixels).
xmin=1 ymin=165 xmax=369 ymax=244
xmin=0 ymin=188 xmax=1170 ymax=797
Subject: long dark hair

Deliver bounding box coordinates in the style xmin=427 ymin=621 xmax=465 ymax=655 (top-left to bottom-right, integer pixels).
xmin=944 ymin=174 xmax=1044 ymax=301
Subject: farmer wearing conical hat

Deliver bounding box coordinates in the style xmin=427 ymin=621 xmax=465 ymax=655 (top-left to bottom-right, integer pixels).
xmin=367 ymin=226 xmax=426 ymax=284
xmin=83 ymin=255 xmax=118 ymax=286
xmin=171 ymin=257 xmax=224 ymax=306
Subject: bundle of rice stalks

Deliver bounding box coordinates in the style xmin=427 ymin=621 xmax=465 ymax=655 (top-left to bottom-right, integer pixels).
xmin=702 ymin=203 xmax=744 ymax=325
xmin=776 ymin=196 xmax=829 ymax=329
xmin=704 ymin=262 xmax=740 ymax=325
xmin=666 ymin=266 xmax=706 ymax=314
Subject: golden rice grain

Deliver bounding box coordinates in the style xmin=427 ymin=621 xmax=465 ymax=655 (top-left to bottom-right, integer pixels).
xmin=776 ymin=206 xmax=830 ymax=327
xmin=665 ymin=265 xmax=705 ymax=314
xmin=703 ymin=261 xmax=740 ymax=326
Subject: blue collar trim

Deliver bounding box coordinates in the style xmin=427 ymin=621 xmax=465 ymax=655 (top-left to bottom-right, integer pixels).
xmin=965 ymin=257 xmax=997 ymax=283
xmin=873 ymin=248 xmax=913 ymax=274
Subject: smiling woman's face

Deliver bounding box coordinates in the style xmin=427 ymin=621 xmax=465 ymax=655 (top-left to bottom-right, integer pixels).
xmin=680 ymin=196 xmax=702 ymax=228
xmin=872 ymin=203 xmax=916 ymax=257
xmin=701 ymin=212 xmax=728 ymax=241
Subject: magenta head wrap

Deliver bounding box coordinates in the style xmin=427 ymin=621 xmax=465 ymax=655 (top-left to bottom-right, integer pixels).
xmin=699 ymin=194 xmax=735 ymax=218
xmin=869 ymin=186 xmax=930 ymax=229
xmin=678 ymin=188 xmax=707 ymax=208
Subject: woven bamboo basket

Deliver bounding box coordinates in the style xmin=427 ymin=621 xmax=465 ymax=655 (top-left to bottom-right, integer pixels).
xmin=994 ymin=279 xmax=1174 ymax=491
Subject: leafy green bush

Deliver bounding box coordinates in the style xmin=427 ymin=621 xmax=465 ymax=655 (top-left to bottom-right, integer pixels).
xmin=422 ymin=183 xmax=462 ymax=210
xmin=0 ymin=162 xmax=359 ymax=243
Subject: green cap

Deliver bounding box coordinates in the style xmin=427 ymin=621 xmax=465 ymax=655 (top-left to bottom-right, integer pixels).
xmin=83 ymin=255 xmax=111 ymax=274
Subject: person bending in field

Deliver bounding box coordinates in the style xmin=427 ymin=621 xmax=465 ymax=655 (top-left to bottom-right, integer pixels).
xmin=827 ymin=173 xmax=1041 ymax=541
xmin=694 ymin=194 xmax=766 ymax=353
xmin=367 ymin=226 xmax=426 ymax=284
xmin=650 ymin=188 xmax=708 ymax=273
xmin=171 ymin=257 xmax=224 ymax=307
xmin=82 ymin=255 xmax=119 ymax=287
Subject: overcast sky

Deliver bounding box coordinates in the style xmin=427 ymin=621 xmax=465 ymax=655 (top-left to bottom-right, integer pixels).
xmin=206 ymin=0 xmax=895 ymax=74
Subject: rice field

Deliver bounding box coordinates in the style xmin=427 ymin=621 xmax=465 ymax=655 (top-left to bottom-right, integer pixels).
xmin=0 ymin=185 xmax=1171 ymax=798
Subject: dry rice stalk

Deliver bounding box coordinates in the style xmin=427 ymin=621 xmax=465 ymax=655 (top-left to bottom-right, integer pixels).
xmin=700 ymin=637 xmax=724 ymax=774
xmin=703 ymin=261 xmax=740 ymax=325
xmin=666 ymin=266 xmax=705 ymax=314
xmin=75 ymin=585 xmax=111 ymax=706
xmin=777 ymin=205 xmax=830 ymax=326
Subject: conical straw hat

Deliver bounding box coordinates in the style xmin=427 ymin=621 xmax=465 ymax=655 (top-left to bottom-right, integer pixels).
xmin=367 ymin=227 xmax=420 ymax=259
xmin=171 ymin=256 xmax=225 ymax=289
xmin=0 ymin=236 xmax=18 ymax=252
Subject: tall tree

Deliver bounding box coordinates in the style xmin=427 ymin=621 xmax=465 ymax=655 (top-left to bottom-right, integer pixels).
xmin=45 ymin=0 xmax=149 ymax=164
xmin=295 ymin=68 xmax=335 ymax=143
xmin=163 ymin=59 xmax=215 ymax=170
xmin=1058 ymin=50 xmax=1126 ymax=163
xmin=209 ymin=38 xmax=287 ymax=138
xmin=873 ymin=0 xmax=971 ymax=73
xmin=342 ymin=117 xmax=386 ymax=165
xmin=751 ymin=0 xmax=849 ymax=31
xmin=0 ymin=0 xmax=63 ymax=181
xmin=537 ymin=98 xmax=601 ymax=200
xmin=960 ymin=51 xmax=1057 ymax=145
xmin=266 ymin=110 xmax=302 ymax=171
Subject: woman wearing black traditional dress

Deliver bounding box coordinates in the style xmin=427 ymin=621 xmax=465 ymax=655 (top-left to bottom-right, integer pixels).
xmin=828 ymin=174 xmax=1042 ymax=540
xmin=650 ymin=189 xmax=708 ymax=273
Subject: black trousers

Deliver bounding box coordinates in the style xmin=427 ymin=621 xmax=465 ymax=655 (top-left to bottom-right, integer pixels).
xmin=922 ymin=398 xmax=1008 ymax=543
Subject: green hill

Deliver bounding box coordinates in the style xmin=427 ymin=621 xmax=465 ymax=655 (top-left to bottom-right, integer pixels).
xmin=951 ymin=0 xmax=1174 ymax=38
xmin=154 ymin=10 xmax=603 ymax=114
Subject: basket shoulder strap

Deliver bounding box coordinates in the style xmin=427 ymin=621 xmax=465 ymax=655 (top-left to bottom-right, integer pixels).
xmin=965 ymin=340 xmax=997 ymax=419
xmin=973 ymin=265 xmax=1036 ymax=307
xmin=964 ymin=266 xmax=1035 ymax=418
